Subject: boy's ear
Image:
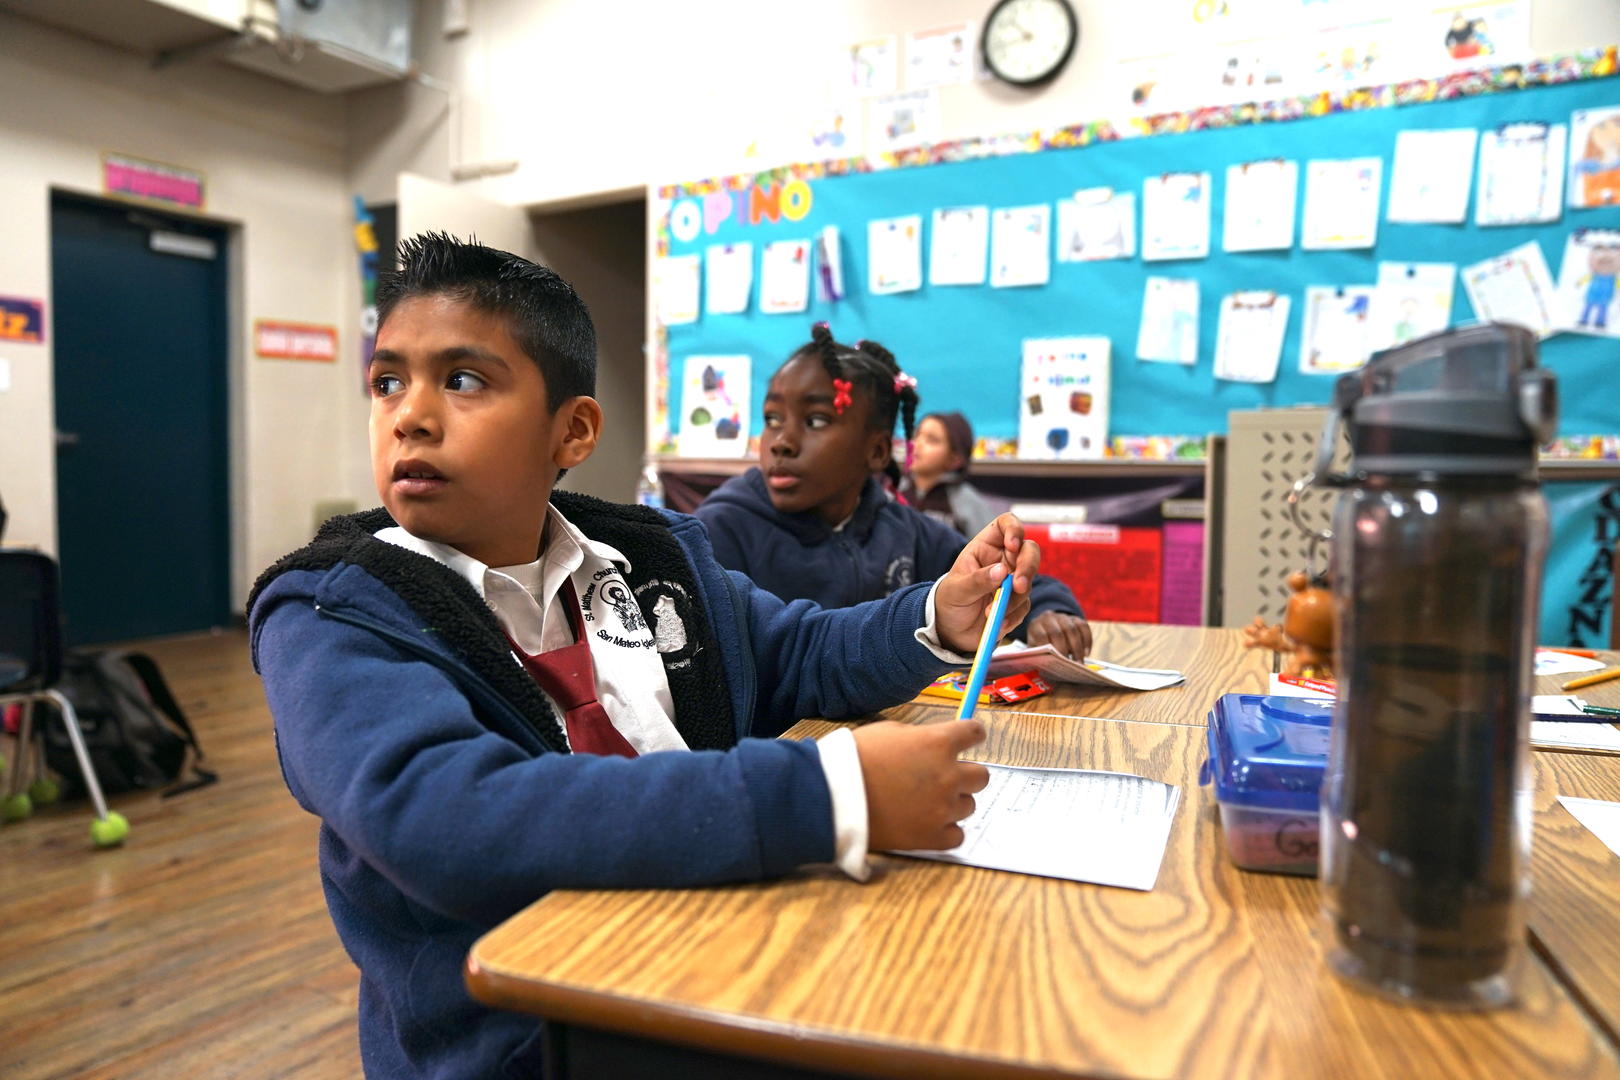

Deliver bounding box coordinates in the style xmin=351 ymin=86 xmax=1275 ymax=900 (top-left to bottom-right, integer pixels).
xmin=865 ymin=430 xmax=893 ymax=474
xmin=551 ymin=396 xmax=604 ymax=470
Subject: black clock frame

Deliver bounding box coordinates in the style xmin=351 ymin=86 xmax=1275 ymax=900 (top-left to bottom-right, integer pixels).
xmin=980 ymin=0 xmax=1080 ymax=88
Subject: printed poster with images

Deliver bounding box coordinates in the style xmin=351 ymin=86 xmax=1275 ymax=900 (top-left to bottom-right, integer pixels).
xmin=1555 ymin=229 xmax=1620 ymax=338
xmin=1300 ymin=286 xmax=1375 ymax=374
xmin=1017 ymin=337 xmax=1111 ymax=461
xmin=1461 ymin=241 xmax=1560 ymax=339
xmin=869 ymin=89 xmax=941 ymax=154
xmin=678 ymin=355 xmax=750 ymax=458
xmin=1476 ymin=122 xmax=1566 ymax=226
xmin=905 ymin=22 xmax=977 ymax=88
xmin=1569 ymin=106 xmax=1620 ymax=210
xmin=1058 ymin=188 xmax=1136 ymax=262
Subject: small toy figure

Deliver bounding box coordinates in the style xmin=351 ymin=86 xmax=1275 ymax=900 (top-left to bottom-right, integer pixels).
xmin=1243 ymin=571 xmax=1335 ymax=679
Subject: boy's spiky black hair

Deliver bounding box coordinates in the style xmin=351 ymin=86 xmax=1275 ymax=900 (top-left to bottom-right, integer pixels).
xmin=375 ymin=232 xmax=596 ymax=411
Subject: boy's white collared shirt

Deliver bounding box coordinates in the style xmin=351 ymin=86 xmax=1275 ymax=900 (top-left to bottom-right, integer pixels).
xmin=375 ymin=504 xmax=893 ymax=880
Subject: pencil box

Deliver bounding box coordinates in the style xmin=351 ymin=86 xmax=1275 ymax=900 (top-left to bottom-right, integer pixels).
xmin=1200 ymin=694 xmax=1330 ymax=876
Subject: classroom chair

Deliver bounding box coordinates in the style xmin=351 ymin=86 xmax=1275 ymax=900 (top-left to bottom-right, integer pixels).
xmin=0 ymin=550 xmax=129 ymax=847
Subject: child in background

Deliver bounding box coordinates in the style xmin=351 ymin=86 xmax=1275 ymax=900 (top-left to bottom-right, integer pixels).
xmin=249 ymin=237 xmax=1047 ymax=1079
xmin=696 ymin=323 xmax=1092 ymax=661
xmin=901 ymin=411 xmax=995 ymax=539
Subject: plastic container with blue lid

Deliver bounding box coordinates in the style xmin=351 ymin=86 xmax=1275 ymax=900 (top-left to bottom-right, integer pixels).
xmin=1200 ymin=694 xmax=1331 ymax=875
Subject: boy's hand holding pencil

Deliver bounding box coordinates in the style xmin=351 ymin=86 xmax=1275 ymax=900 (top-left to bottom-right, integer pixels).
xmin=933 ymin=513 xmax=1042 ymax=656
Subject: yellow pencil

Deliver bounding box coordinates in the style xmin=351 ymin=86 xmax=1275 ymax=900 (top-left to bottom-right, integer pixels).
xmin=1561 ymin=667 xmax=1620 ymax=692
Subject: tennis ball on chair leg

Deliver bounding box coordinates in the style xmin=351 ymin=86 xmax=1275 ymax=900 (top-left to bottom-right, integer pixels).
xmin=3 ymin=793 xmax=33 ymax=822
xmin=90 ymin=812 xmax=129 ymax=847
xmin=29 ymin=777 xmax=59 ymax=805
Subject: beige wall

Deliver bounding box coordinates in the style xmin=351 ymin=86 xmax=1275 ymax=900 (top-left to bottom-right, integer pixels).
xmin=0 ymin=11 xmax=369 ymax=606
xmin=349 ymin=0 xmax=1620 ymax=210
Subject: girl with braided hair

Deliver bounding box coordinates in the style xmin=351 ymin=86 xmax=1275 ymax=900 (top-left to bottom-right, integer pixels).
xmin=696 ymin=323 xmax=1092 ymax=659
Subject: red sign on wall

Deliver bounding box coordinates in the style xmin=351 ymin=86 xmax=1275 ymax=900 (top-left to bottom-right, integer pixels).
xmin=255 ymin=320 xmax=338 ymax=362
xmin=1025 ymin=523 xmax=1164 ymax=624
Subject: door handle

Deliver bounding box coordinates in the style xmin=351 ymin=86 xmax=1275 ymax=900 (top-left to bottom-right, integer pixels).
xmin=55 ymin=429 xmax=81 ymax=449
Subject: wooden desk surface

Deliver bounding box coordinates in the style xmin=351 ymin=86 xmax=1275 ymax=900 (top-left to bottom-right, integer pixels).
xmin=468 ymin=703 xmax=1620 ymax=1079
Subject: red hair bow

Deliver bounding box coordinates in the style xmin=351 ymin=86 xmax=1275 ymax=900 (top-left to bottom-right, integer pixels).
xmin=831 ymin=378 xmax=854 ymax=415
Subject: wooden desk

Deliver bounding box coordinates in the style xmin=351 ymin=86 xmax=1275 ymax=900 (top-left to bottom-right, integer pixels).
xmin=468 ymin=703 xmax=1620 ymax=1079
xmin=915 ymin=622 xmax=1271 ymax=726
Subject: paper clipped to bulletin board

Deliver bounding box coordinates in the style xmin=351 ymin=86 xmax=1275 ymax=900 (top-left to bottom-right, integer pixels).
xmin=1017 ymin=337 xmax=1110 ymax=460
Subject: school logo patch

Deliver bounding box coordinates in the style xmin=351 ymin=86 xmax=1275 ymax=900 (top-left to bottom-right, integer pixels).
xmin=634 ymin=578 xmax=699 ymax=670
xmin=600 ymin=580 xmax=645 ymax=633
xmin=883 ymin=555 xmax=916 ymax=596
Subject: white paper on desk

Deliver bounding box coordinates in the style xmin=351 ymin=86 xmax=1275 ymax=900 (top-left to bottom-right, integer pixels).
xmin=1223 ymin=160 xmax=1297 ymax=253
xmin=1299 ymin=285 xmax=1374 ymax=375
xmin=1136 ymin=277 xmax=1199 ymax=365
xmin=929 ymin=206 xmax=989 ymax=286
xmin=868 ymin=215 xmax=922 ymax=295
xmin=990 ymin=204 xmax=1052 ymax=288
xmin=895 ymin=763 xmax=1181 ymax=891
xmin=1477 ymin=122 xmax=1566 ymax=227
xmin=1214 ymin=291 xmax=1290 ymax=384
xmin=1267 ymin=674 xmax=1332 ymax=700
xmin=1388 ymin=129 xmax=1478 ymax=224
xmin=989 ymin=644 xmax=1185 ymax=691
xmin=1302 ymin=158 xmax=1382 ymax=250
xmin=1142 ymin=172 xmax=1210 ymax=262
xmin=759 ymin=239 xmax=811 ymax=314
xmin=704 ymin=243 xmax=754 ymax=315
xmin=1461 ymin=241 xmax=1560 ymax=339
xmin=1531 ymin=696 xmax=1620 ymax=752
xmin=1368 ymin=262 xmax=1455 ymax=351
xmin=1558 ymin=796 xmax=1620 ymax=858
xmin=1535 ymin=649 xmax=1606 ymax=676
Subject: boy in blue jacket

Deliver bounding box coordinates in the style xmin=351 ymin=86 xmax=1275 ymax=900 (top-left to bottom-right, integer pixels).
xmin=696 ymin=323 xmax=1093 ymax=661
xmin=249 ymin=234 xmax=1047 ymax=1079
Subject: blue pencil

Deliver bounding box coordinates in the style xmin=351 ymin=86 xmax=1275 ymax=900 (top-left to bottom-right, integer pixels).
xmin=956 ymin=577 xmax=1014 ymax=721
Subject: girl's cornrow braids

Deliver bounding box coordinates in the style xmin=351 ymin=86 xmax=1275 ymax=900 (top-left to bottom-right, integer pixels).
xmin=811 ymin=321 xmax=842 ymax=380
xmin=855 ymin=337 xmax=915 ymax=481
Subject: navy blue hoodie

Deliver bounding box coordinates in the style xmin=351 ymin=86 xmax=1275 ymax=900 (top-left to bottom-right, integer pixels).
xmin=696 ymin=469 xmax=1084 ymax=626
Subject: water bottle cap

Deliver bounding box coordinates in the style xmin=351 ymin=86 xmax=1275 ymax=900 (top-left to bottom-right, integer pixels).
xmin=1331 ymin=323 xmax=1557 ymax=478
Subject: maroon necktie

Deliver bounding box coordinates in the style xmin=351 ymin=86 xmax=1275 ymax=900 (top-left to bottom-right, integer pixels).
xmin=507 ymin=579 xmax=638 ymax=758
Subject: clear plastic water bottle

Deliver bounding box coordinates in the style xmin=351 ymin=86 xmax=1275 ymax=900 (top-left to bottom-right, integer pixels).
xmin=1313 ymin=324 xmax=1557 ymax=1008
xmin=635 ymin=459 xmax=664 ymax=509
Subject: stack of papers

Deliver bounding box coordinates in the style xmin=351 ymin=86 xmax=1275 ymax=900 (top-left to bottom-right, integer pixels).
xmin=988 ymin=644 xmax=1185 ymax=691
xmin=895 ymin=763 xmax=1180 ymax=891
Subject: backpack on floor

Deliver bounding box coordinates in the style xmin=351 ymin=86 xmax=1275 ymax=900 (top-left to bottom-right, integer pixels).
xmin=39 ymin=649 xmax=217 ymax=799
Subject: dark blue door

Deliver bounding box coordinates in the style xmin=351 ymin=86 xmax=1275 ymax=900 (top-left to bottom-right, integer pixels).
xmin=50 ymin=194 xmax=231 ymax=645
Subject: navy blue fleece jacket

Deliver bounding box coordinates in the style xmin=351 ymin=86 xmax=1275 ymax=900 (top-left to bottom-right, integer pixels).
xmin=695 ymin=469 xmax=1085 ymax=625
xmin=248 ymin=494 xmax=956 ymax=1079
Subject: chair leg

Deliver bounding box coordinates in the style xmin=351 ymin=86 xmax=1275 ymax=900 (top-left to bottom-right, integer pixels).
xmin=2 ymin=700 xmax=35 ymax=821
xmin=42 ymin=689 xmax=129 ymax=847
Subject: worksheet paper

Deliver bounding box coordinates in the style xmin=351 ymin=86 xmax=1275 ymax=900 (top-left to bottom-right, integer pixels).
xmin=1387 ymin=129 xmax=1478 ymax=224
xmin=704 ymin=243 xmax=754 ymax=316
xmin=1214 ymin=291 xmax=1290 ymax=383
xmin=897 ymin=763 xmax=1182 ymax=891
xmin=989 ymin=644 xmax=1186 ymax=690
xmin=867 ymin=215 xmax=923 ymax=295
xmin=991 ymin=205 xmax=1053 ymax=288
xmin=929 ymin=206 xmax=989 ymax=286
xmin=1535 ymin=649 xmax=1607 ymax=676
xmin=653 ymin=255 xmax=700 ymax=326
xmin=1017 ymin=336 xmax=1109 ymax=459
xmin=678 ymin=355 xmax=750 ymax=457
xmin=1302 ymin=158 xmax=1383 ymax=250
xmin=1222 ymin=159 xmax=1298 ymax=252
xmin=1476 ymin=122 xmax=1567 ymax=226
xmin=1142 ymin=172 xmax=1211 ymax=261
xmin=1554 ymin=229 xmax=1620 ymax=339
xmin=1368 ymin=262 xmax=1456 ymax=350
xmin=846 ymin=35 xmax=899 ymax=96
xmin=759 ymin=239 xmax=811 ymax=315
xmin=1299 ymin=285 xmax=1375 ymax=374
xmin=905 ymin=21 xmax=977 ymax=89
xmin=1568 ymin=105 xmax=1620 ymax=211
xmin=1057 ymin=188 xmax=1136 ymax=262
xmin=869 ymin=89 xmax=941 ymax=154
xmin=1461 ymin=241 xmax=1560 ymax=339
xmin=1558 ymin=797 xmax=1620 ymax=857
xmin=1136 ymin=276 xmax=1199 ymax=365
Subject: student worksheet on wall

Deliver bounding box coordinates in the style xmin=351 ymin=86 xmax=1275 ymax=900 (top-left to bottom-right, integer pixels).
xmin=895 ymin=763 xmax=1181 ymax=891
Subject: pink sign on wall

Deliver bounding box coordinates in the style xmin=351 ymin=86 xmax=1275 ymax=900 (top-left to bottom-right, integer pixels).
xmin=103 ymin=152 xmax=205 ymax=211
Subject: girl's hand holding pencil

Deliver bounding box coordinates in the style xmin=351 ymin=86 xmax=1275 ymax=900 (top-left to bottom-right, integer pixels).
xmin=934 ymin=513 xmax=1042 ymax=656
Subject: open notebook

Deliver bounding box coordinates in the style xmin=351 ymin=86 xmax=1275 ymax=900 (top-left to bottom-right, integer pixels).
xmin=988 ymin=642 xmax=1185 ymax=691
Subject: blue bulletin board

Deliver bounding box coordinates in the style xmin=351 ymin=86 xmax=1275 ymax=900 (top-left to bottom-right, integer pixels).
xmin=655 ymin=52 xmax=1620 ymax=456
